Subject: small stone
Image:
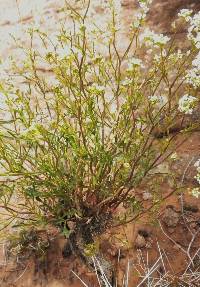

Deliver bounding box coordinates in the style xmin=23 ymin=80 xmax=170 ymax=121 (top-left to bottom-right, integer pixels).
xmin=142 ymin=192 xmax=153 ymax=201
xmin=135 ymin=234 xmax=146 ymax=249
xmin=162 ymin=206 xmax=180 ymax=227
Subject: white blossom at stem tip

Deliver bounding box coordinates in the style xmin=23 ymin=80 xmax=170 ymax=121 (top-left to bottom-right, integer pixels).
xmin=127 ymin=57 xmax=144 ymax=71
xmin=178 ymin=94 xmax=197 ymax=115
xmin=178 ymin=9 xmax=193 ymax=22
xmin=140 ymin=28 xmax=170 ymax=46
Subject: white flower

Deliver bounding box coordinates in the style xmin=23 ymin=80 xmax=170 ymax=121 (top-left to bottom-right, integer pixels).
xmin=190 ymin=11 xmax=200 ymax=30
xmin=170 ymin=152 xmax=178 ymax=160
xmin=127 ymin=57 xmax=144 ymax=71
xmin=140 ymin=28 xmax=170 ymax=46
xmin=178 ymin=94 xmax=197 ymax=114
xmin=194 ymin=159 xmax=200 ymax=168
xmin=196 ymin=39 xmax=200 ymax=49
xmin=146 ymin=48 xmax=153 ymax=55
xmin=148 ymin=95 xmax=159 ymax=104
xmin=138 ymin=0 xmax=152 ymax=13
xmin=190 ymin=32 xmax=200 ymax=49
xmin=101 ymin=0 xmax=110 ymax=10
xmin=192 ymin=52 xmax=200 ymax=69
xmin=132 ymin=19 xmax=141 ymax=28
xmin=154 ymin=54 xmax=161 ymax=62
xmin=132 ymin=12 xmax=146 ymax=28
xmin=175 ymin=49 xmax=183 ymax=59
xmin=194 ymin=159 xmax=200 ymax=174
xmin=185 ymin=68 xmax=200 ymax=88
xmin=195 ymin=173 xmax=200 ymax=184
xmin=153 ymin=34 xmax=170 ymax=46
xmin=178 ymin=9 xmax=193 ymax=22
xmin=177 ymin=49 xmax=183 ymax=59
xmin=168 ymin=49 xmax=183 ymax=62
xmin=121 ymin=78 xmax=132 ymax=86
xmin=186 ymin=12 xmax=200 ymax=48
xmin=191 ymin=187 xmax=200 ymax=198
xmin=148 ymin=95 xmax=168 ymax=107
xmin=194 ymin=157 xmax=200 ymax=187
xmin=139 ymin=0 xmax=153 ymax=6
xmin=130 ymin=57 xmax=143 ymax=66
xmin=89 ymin=83 xmax=105 ymax=94
xmin=186 ymin=50 xmax=191 ymax=56
xmin=113 ymin=0 xmax=122 ymax=12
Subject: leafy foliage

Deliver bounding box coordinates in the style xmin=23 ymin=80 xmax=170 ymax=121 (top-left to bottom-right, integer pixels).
xmin=0 ymin=0 xmax=199 ymax=243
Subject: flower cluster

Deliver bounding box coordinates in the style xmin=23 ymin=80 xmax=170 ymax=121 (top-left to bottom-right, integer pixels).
xmin=178 ymin=9 xmax=193 ymax=22
xmin=127 ymin=57 xmax=144 ymax=71
xmin=131 ymin=0 xmax=153 ymax=29
xmin=153 ymin=49 xmax=168 ymax=63
xmin=148 ymin=95 xmax=168 ymax=107
xmin=121 ymin=78 xmax=133 ymax=86
xmin=88 ymin=83 xmax=105 ymax=94
xmin=186 ymin=11 xmax=200 ymax=49
xmin=192 ymin=52 xmax=200 ymax=69
xmin=191 ymin=187 xmax=200 ymax=198
xmin=140 ymin=28 xmax=170 ymax=47
xmin=168 ymin=49 xmax=184 ymax=61
xmin=194 ymin=159 xmax=200 ymax=172
xmin=185 ymin=68 xmax=200 ymax=88
xmin=138 ymin=0 xmax=153 ymax=13
xmin=191 ymin=159 xmax=200 ymax=197
xmin=185 ymin=50 xmax=200 ymax=88
xmin=178 ymin=94 xmax=197 ymax=114
xmin=192 ymin=160 xmax=200 ymax=198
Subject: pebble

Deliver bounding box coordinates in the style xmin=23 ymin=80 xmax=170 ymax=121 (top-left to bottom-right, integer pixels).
xmin=162 ymin=206 xmax=180 ymax=227
xmin=135 ymin=234 xmax=146 ymax=249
